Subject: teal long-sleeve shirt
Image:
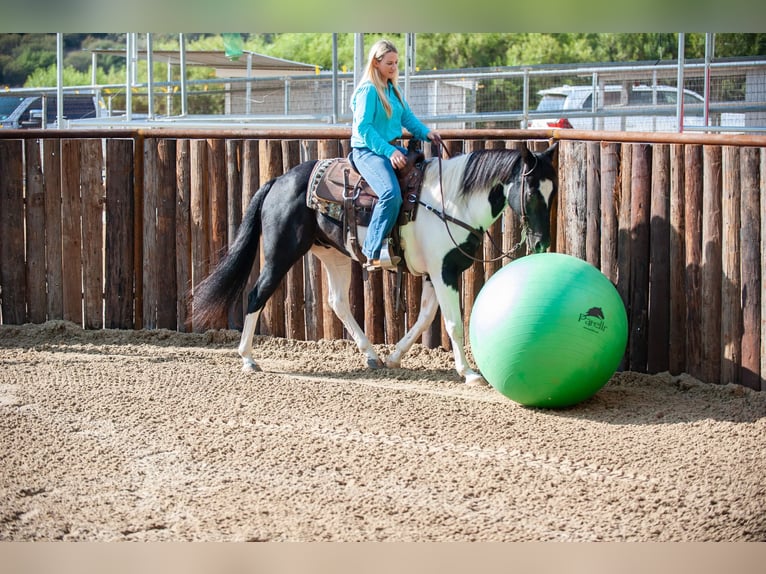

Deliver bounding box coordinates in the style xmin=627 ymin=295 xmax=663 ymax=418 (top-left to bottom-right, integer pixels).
xmin=350 ymin=80 xmax=431 ymax=158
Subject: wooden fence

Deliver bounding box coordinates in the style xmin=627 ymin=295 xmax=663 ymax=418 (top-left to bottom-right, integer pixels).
xmin=0 ymin=129 xmax=764 ymax=391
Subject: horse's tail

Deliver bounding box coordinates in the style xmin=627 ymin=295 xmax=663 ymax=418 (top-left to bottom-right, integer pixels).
xmin=192 ymin=178 xmax=275 ymax=329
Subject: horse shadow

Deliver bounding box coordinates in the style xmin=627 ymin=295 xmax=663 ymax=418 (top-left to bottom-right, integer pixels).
xmin=275 ymin=363 xmax=766 ymax=426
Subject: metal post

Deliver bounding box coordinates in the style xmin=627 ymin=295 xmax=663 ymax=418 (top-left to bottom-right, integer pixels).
xmin=55 ymin=33 xmax=63 ymax=128
xmin=676 ymin=32 xmax=685 ymax=133
xmin=652 ymin=69 xmax=658 ymax=132
xmin=704 ymin=32 xmax=714 ymax=128
xmin=166 ymin=61 xmax=172 ymax=115
xmin=404 ymin=33 xmax=415 ymax=102
xmin=591 ymin=72 xmax=598 ymax=130
xmin=284 ymin=77 xmax=290 ymax=115
xmin=331 ymin=33 xmax=338 ymax=124
xmin=91 ymin=51 xmax=97 ymax=88
xmin=354 ymin=33 xmax=365 ymax=88
xmin=125 ymin=33 xmax=133 ymax=122
xmin=522 ymin=68 xmax=529 ymax=128
xmin=245 ymin=52 xmax=252 ymax=115
xmin=146 ymin=33 xmax=154 ymax=120
xmin=131 ymin=33 xmax=138 ymax=86
xmin=179 ymin=33 xmax=188 ymax=116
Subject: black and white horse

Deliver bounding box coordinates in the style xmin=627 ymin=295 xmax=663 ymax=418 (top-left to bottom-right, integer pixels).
xmin=192 ymin=141 xmax=558 ymax=386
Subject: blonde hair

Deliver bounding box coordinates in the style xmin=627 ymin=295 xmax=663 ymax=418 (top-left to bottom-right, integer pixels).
xmin=362 ymin=38 xmax=403 ymax=118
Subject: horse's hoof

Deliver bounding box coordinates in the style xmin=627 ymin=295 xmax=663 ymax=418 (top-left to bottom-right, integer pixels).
xmin=367 ymin=357 xmax=384 ymax=369
xmin=384 ymin=358 xmax=401 ymax=369
xmin=242 ymin=361 xmax=262 ymax=373
xmin=465 ymin=374 xmax=488 ymax=387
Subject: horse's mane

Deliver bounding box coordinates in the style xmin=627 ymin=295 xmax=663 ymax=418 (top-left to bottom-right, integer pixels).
xmin=460 ymin=148 xmax=522 ymax=196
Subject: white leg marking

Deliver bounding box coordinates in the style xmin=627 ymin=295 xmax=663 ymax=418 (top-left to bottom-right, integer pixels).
xmin=312 ymin=247 xmax=382 ymax=369
xmin=386 ymin=279 xmax=440 ymax=368
xmin=238 ymin=311 xmax=262 ymax=373
xmin=430 ymin=277 xmax=488 ymax=386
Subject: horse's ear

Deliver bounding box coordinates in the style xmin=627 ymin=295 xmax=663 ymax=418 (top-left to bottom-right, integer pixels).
xmin=520 ymin=141 xmax=532 ymax=163
xmin=543 ymin=141 xmax=559 ymax=158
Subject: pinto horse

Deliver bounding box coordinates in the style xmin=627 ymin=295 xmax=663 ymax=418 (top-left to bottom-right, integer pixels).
xmin=192 ymin=141 xmax=558 ymax=386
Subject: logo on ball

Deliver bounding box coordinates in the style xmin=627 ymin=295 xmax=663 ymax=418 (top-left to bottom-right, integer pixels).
xmin=579 ymin=306 xmax=607 ymax=332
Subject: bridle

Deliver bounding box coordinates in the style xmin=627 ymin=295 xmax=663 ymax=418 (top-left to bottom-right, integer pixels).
xmin=420 ymin=140 xmax=535 ymax=264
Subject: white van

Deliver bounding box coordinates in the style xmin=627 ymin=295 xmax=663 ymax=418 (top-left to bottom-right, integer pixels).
xmin=528 ymin=84 xmax=705 ymax=132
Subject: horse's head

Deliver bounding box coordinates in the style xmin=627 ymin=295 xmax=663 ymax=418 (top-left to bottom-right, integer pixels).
xmin=516 ymin=142 xmax=558 ymax=253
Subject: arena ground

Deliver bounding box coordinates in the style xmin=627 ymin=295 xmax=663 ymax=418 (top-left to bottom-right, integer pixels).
xmin=1 ymin=321 xmax=764 ymax=541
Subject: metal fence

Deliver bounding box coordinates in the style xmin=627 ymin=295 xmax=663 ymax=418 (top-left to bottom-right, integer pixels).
xmin=21 ymin=57 xmax=765 ymax=134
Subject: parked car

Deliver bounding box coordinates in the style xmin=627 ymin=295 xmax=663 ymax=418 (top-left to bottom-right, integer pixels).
xmin=0 ymin=93 xmax=104 ymax=129
xmin=528 ymin=84 xmax=705 ymax=131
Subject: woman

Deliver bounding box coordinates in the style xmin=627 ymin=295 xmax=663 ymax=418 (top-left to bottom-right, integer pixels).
xmin=350 ymin=38 xmax=442 ymax=271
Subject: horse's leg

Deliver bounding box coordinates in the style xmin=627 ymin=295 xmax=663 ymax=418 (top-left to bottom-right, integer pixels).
xmin=312 ymin=247 xmax=383 ymax=369
xmin=238 ymin=309 xmax=262 ymax=372
xmin=237 ymin=264 xmax=288 ymax=373
xmin=384 ymin=277 xmax=440 ymax=368
xmin=429 ymin=276 xmax=487 ymax=386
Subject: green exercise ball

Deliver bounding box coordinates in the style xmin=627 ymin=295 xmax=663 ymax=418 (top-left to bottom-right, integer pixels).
xmin=469 ymin=252 xmax=628 ymax=408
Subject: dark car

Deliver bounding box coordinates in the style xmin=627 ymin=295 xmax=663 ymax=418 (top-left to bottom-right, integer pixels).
xmin=0 ymin=93 xmax=103 ymax=129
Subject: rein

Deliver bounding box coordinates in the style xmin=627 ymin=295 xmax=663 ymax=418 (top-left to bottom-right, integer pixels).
xmin=429 ymin=141 xmax=533 ymax=264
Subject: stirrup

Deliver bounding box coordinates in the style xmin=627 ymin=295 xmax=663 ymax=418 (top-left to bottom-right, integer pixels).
xmin=377 ymin=242 xmax=401 ymax=269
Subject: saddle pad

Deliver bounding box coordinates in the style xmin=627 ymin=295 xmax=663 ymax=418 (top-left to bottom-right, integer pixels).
xmin=307 ymin=158 xmax=378 ymax=220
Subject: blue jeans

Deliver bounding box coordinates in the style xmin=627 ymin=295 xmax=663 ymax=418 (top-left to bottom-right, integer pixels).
xmin=351 ymin=146 xmax=404 ymax=260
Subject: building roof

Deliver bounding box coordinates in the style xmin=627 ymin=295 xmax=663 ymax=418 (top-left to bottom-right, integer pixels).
xmin=91 ymin=49 xmax=320 ymax=78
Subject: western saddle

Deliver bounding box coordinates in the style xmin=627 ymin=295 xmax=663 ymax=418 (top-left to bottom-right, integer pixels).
xmin=306 ymin=139 xmax=427 ymax=269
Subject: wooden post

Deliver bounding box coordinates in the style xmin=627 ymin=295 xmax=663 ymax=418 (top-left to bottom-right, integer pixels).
xmin=155 ymin=139 xmax=177 ymax=330
xmin=175 ymin=140 xmax=191 ymax=331
xmin=599 ymin=142 xmax=620 ymax=283
xmin=739 ymin=147 xmax=761 ymax=390
xmin=226 ymin=139 xmax=243 ymax=330
xmin=384 ymin=271 xmax=404 ymax=344
xmin=484 ymin=139 xmax=506 ymax=281
xmin=462 ymin=139 xmax=484 ymax=339
xmin=684 ymin=144 xmax=704 ymax=380
xmin=282 ymin=139 xmax=306 ymax=340
xmin=442 ymin=139 xmax=464 ymax=351
xmin=563 ymin=140 xmax=587 ymax=259
xmin=616 ymin=142 xmax=633 ymax=358
xmin=133 ymin=135 xmax=144 ymax=329
xmin=301 ymin=140 xmax=323 ymax=341
xmin=721 ymin=146 xmax=742 ymax=385
xmin=556 ymin=140 xmax=569 ymax=255
xmin=142 ymin=139 xmax=159 ymax=329
xmin=190 ymin=139 xmax=210 ymax=332
xmin=241 ymin=139 xmax=261 ymax=328
xmin=80 ymin=139 xmax=105 ymax=329
xmin=0 ymin=140 xmax=26 ymax=325
xmin=258 ymin=139 xmax=286 ymax=337
xmin=761 ymin=148 xmax=766 ymax=392
xmin=207 ymin=138 xmax=228 ymax=332
xmin=42 ymin=139 xmax=63 ymax=321
xmin=61 ymin=139 xmax=83 ymax=325
xmin=24 ymin=139 xmax=47 ymax=324
xmin=701 ymin=145 xmax=722 ymax=385
xmin=105 ymin=139 xmax=135 ymax=329
xmin=364 ymin=270 xmax=385 ymax=344
xmin=648 ymin=143 xmax=670 ymax=373
xmin=668 ymin=144 xmax=686 ymax=375
xmin=317 ymin=139 xmax=344 ymax=341
xmin=586 ymin=141 xmax=601 ymax=267
xmin=628 ymin=143 xmax=651 ymax=373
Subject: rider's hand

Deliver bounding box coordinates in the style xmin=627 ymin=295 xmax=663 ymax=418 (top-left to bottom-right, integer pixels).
xmin=390 ymin=149 xmax=407 ymax=169
xmin=428 ymin=131 xmax=443 ymax=146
